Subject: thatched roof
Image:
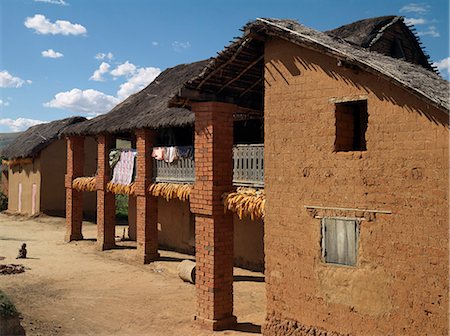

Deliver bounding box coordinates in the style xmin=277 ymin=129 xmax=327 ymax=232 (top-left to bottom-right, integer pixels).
xmin=326 ymin=16 xmax=401 ymax=48
xmin=65 ymin=60 xmax=209 ymax=136
xmin=1 ymin=116 xmax=86 ymax=160
xmin=172 ymin=18 xmax=448 ymax=113
xmin=326 ymin=16 xmax=434 ymax=71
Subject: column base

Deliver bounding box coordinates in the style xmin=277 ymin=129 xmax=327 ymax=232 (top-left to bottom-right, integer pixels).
xmin=194 ymin=315 xmax=237 ymax=331
xmin=96 ymin=242 xmax=116 ymax=251
xmin=64 ymin=233 xmax=83 ymax=242
xmin=137 ymin=252 xmax=160 ymax=264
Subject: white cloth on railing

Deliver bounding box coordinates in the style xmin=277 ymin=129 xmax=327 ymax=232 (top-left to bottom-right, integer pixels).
xmin=110 ymin=150 xmax=137 ymax=185
xmin=164 ymin=146 xmax=178 ymax=163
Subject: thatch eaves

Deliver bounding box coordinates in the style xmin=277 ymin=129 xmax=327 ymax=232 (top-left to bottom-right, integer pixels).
xmin=174 ymin=18 xmax=449 ymax=113
xmin=1 ymin=116 xmax=86 ymax=160
xmin=64 ymin=60 xmax=209 ymax=136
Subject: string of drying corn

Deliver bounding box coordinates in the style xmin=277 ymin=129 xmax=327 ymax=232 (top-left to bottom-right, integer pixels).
xmin=148 ymin=182 xmax=192 ymax=202
xmin=223 ymin=187 xmax=265 ymax=220
xmin=2 ymin=158 xmax=33 ymax=167
xmin=72 ymin=176 xmax=96 ymax=192
xmin=106 ymin=182 xmax=136 ymax=195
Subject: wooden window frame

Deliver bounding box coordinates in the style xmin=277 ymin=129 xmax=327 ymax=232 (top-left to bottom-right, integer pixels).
xmin=321 ymin=217 xmax=359 ymax=267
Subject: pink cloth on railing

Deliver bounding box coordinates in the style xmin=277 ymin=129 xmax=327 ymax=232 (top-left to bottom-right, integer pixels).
xmin=152 ymin=147 xmax=165 ymax=160
xmin=111 ymin=150 xmax=137 ymax=185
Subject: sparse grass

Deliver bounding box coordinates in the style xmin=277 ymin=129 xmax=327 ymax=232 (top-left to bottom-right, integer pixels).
xmin=0 ymin=290 xmax=18 ymax=317
xmin=115 ymin=194 xmax=128 ymax=219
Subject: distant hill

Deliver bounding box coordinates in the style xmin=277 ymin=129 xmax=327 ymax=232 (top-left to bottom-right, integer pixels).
xmin=0 ymin=132 xmax=22 ymax=153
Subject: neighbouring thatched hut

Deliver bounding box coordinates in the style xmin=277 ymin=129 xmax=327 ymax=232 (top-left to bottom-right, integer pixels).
xmin=2 ymin=117 xmax=97 ymax=217
xmin=325 ymin=15 xmax=436 ymax=71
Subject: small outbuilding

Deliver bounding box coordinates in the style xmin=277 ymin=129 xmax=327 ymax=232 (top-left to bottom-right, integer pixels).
xmin=2 ymin=117 xmax=97 ymax=217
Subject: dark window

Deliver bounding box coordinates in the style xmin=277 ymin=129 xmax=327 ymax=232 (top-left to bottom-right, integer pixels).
xmin=334 ymin=100 xmax=368 ymax=151
xmin=322 ymin=218 xmax=358 ymax=266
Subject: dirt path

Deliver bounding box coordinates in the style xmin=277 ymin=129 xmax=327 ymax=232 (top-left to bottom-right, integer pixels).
xmin=0 ymin=214 xmax=265 ymax=335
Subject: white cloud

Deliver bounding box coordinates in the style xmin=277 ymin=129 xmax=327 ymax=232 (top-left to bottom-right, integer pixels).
xmin=34 ymin=0 xmax=68 ymax=5
xmin=400 ymin=3 xmax=430 ymax=14
xmin=90 ymin=62 xmax=111 ymax=81
xmin=0 ymin=99 xmax=10 ymax=107
xmin=417 ymin=26 xmax=440 ymax=38
xmin=41 ymin=48 xmax=64 ymax=58
xmin=117 ymin=67 xmax=161 ymax=100
xmin=0 ymin=118 xmax=45 ymax=132
xmin=110 ymin=61 xmax=137 ymax=77
xmin=44 ymin=88 xmax=119 ymax=115
xmin=24 ymin=14 xmax=86 ymax=35
xmin=152 ymin=41 xmax=159 ymax=46
xmin=0 ymin=70 xmax=32 ymax=88
xmin=172 ymin=41 xmax=191 ymax=52
xmin=404 ymin=18 xmax=426 ymax=26
xmin=433 ymin=57 xmax=450 ymax=75
xmin=95 ymin=52 xmax=114 ymax=60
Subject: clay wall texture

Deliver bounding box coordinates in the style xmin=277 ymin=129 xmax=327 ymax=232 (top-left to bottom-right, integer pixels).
xmin=156 ymin=199 xmax=264 ymax=271
xmin=263 ymin=38 xmax=448 ymax=335
xmin=7 ymin=159 xmax=41 ymax=215
xmin=8 ymin=137 xmax=97 ymax=217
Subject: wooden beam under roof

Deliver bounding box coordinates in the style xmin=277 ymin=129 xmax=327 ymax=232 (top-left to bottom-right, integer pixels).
xmin=217 ymin=55 xmax=264 ymax=94
xmin=196 ymin=37 xmax=252 ymax=89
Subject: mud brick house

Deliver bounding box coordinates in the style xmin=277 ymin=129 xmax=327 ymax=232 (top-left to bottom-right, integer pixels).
xmin=2 ymin=117 xmax=97 ymax=217
xmin=63 ymin=60 xmax=265 ymax=271
xmin=0 ymin=132 xmax=22 ymax=195
xmin=165 ymin=16 xmax=449 ymax=334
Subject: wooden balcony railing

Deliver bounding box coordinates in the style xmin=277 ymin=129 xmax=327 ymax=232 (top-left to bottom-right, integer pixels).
xmin=153 ymin=156 xmax=195 ymax=183
xmin=232 ymin=144 xmax=264 ymax=187
xmin=153 ymin=144 xmax=264 ymax=187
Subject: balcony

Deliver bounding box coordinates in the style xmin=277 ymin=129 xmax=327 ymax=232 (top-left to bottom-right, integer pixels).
xmin=153 ymin=144 xmax=264 ymax=187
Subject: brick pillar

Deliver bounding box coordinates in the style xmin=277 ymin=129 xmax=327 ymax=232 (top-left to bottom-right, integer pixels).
xmin=96 ymin=134 xmax=116 ymax=251
xmin=191 ymin=102 xmax=236 ymax=330
xmin=135 ymin=129 xmax=159 ymax=263
xmin=65 ymin=136 xmax=85 ymax=242
xmin=128 ymin=135 xmax=137 ymax=241
xmin=128 ymin=195 xmax=137 ymax=241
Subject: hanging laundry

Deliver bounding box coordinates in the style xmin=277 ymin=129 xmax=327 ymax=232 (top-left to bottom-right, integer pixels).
xmin=109 ymin=149 xmax=121 ymax=169
xmin=164 ymin=146 xmax=179 ymax=163
xmin=111 ymin=150 xmax=137 ymax=185
xmin=177 ymin=146 xmax=194 ymax=159
xmin=152 ymin=147 xmax=165 ymax=160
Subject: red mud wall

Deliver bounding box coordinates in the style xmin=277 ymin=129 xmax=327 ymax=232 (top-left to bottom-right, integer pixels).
xmin=263 ymin=38 xmax=448 ymax=335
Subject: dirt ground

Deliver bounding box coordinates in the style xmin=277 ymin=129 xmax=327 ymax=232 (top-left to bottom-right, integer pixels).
xmin=0 ymin=213 xmax=266 ymax=336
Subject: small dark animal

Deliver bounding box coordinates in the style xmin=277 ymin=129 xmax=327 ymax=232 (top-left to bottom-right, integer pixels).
xmin=16 ymin=243 xmax=27 ymax=259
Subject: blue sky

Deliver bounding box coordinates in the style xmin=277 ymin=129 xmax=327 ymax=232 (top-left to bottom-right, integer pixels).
xmin=0 ymin=0 xmax=448 ymax=132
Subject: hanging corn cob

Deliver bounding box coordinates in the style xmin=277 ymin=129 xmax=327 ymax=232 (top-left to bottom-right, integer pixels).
xmin=106 ymin=182 xmax=136 ymax=195
xmin=148 ymin=182 xmax=192 ymax=202
xmin=223 ymin=187 xmax=266 ymax=220
xmin=72 ymin=176 xmax=96 ymax=192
